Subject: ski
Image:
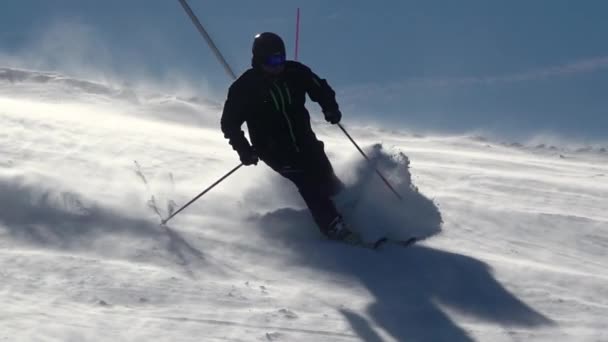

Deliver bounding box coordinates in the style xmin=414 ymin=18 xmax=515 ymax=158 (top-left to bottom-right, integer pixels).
xmin=369 ymin=236 xmax=418 ymax=250
xmin=344 ymin=237 xmax=418 ymax=250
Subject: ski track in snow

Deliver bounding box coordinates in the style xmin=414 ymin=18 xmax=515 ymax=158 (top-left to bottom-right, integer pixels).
xmin=1 ymin=68 xmax=607 ymax=341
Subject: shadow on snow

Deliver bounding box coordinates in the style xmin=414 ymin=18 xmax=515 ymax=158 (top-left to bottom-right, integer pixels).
xmin=253 ymin=145 xmax=553 ymax=341
xmin=0 ymin=176 xmax=205 ymax=272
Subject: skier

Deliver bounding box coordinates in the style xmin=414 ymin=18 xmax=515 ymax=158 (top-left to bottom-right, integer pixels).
xmin=221 ymin=32 xmax=361 ymax=244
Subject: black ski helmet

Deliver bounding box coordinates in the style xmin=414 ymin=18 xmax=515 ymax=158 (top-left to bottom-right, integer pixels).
xmin=252 ymin=32 xmax=286 ymax=67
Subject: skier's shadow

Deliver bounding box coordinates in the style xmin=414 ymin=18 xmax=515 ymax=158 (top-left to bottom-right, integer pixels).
xmin=255 ymin=209 xmax=554 ymax=342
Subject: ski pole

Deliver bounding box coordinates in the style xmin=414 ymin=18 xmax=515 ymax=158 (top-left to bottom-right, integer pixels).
xmin=337 ymin=123 xmax=403 ymax=201
xmin=177 ymin=0 xmax=237 ymax=80
xmin=161 ymin=163 xmax=243 ymax=225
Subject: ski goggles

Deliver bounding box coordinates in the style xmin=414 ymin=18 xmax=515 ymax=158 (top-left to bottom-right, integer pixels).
xmin=265 ymin=54 xmax=286 ymax=67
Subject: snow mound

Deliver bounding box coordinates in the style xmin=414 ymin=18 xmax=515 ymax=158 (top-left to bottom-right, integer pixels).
xmin=0 ymin=67 xmax=220 ymax=127
xmin=0 ymin=67 xmax=137 ymax=101
xmin=337 ymin=144 xmax=442 ymax=241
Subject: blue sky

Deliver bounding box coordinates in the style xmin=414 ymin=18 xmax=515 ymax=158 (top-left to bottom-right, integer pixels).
xmin=2 ymin=0 xmax=607 ymax=142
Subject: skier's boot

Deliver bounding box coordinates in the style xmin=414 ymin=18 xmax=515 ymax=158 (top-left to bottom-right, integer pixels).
xmin=324 ymin=216 xmax=362 ymax=245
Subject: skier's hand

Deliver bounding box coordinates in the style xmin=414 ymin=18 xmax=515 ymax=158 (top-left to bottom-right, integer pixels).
xmin=238 ymin=148 xmax=259 ymax=166
xmin=324 ymin=109 xmax=342 ymax=125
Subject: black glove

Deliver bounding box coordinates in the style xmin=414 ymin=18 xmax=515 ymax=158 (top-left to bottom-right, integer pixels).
xmin=237 ymin=147 xmax=259 ymax=166
xmin=324 ymin=109 xmax=342 ymax=124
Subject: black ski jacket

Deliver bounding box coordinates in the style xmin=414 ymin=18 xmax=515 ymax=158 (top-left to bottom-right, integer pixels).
xmin=221 ymin=61 xmax=339 ymax=166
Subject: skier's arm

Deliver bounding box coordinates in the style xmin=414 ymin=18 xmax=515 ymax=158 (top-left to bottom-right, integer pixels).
xmin=221 ymin=85 xmax=253 ymax=155
xmin=302 ymin=66 xmax=340 ymax=115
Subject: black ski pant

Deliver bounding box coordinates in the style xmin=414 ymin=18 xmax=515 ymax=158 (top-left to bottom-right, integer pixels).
xmin=262 ymin=142 xmax=343 ymax=234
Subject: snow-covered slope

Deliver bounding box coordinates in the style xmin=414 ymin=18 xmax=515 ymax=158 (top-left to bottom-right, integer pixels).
xmin=1 ymin=69 xmax=606 ymax=341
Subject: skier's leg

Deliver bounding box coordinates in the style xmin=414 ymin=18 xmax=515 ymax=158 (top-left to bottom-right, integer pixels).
xmin=281 ymin=169 xmax=340 ymax=234
xmin=296 ymin=168 xmax=361 ymax=244
xmin=261 ymin=147 xmax=345 ymax=235
xmin=308 ymin=140 xmax=344 ymax=197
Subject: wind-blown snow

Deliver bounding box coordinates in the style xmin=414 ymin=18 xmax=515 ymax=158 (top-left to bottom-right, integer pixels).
xmin=1 ymin=68 xmax=606 ymax=341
